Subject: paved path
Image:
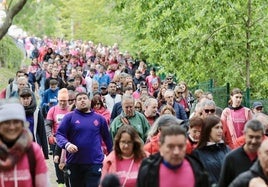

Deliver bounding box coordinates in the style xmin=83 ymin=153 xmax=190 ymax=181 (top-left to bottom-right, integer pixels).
xmin=46 ymin=155 xmax=59 ymax=187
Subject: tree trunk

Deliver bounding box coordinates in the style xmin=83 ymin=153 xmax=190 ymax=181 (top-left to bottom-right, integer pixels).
xmin=0 ymin=0 xmax=28 ymax=41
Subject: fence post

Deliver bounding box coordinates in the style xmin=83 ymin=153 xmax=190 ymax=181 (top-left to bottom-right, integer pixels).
xmin=226 ymin=83 xmax=230 ymax=107
xmin=245 ymin=87 xmax=250 ymax=108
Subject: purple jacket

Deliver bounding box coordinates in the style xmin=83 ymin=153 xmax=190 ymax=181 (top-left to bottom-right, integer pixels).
xmin=56 ymin=109 xmax=113 ymax=164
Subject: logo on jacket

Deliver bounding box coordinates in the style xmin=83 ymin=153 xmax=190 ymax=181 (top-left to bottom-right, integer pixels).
xmin=75 ymin=120 xmax=80 ymax=124
xmin=94 ymin=120 xmax=99 ymax=126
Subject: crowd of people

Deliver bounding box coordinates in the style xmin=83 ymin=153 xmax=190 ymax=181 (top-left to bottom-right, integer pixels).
xmin=0 ymin=36 xmax=268 ymax=187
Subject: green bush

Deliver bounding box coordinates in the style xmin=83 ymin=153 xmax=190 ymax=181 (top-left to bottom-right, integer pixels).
xmin=0 ymin=36 xmax=24 ymax=69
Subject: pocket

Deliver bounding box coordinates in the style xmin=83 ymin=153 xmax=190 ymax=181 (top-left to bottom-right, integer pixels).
xmin=90 ymin=164 xmax=103 ymax=176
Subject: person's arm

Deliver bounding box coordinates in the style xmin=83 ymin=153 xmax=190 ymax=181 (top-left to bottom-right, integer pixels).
xmin=32 ymin=143 xmax=49 ymax=187
xmin=37 ymin=110 xmax=49 ymax=159
xmin=101 ymin=117 xmax=113 ymax=153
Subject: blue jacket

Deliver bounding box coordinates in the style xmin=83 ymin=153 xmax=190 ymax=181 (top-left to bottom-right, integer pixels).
xmin=41 ymin=88 xmax=59 ymax=107
xmin=173 ymin=101 xmax=188 ymax=120
xmin=56 ymin=109 xmax=113 ymax=164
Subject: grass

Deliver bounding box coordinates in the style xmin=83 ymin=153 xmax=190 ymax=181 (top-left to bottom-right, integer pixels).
xmin=0 ymin=67 xmax=17 ymax=90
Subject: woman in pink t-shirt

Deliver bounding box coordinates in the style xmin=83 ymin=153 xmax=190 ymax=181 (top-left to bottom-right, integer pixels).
xmin=221 ymin=88 xmax=253 ymax=149
xmin=0 ymin=102 xmax=48 ymax=187
xmin=101 ymin=125 xmax=147 ymax=187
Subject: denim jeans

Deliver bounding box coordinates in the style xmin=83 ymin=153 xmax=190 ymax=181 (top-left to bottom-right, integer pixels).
xmin=67 ymin=163 xmax=102 ymax=187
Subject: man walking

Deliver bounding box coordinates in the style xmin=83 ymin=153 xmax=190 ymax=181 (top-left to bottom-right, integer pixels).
xmin=56 ymin=92 xmax=113 ymax=187
xmin=137 ymin=115 xmax=209 ymax=187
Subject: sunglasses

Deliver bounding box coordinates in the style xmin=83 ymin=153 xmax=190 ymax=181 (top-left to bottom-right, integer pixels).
xmin=204 ymin=109 xmax=215 ymax=114
xmin=256 ymin=107 xmax=263 ymax=111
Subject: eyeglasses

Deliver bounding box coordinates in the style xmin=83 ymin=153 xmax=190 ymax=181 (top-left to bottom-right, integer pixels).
xmin=256 ymin=107 xmax=263 ymax=111
xmin=166 ymin=78 xmax=172 ymax=80
xmin=68 ymin=99 xmax=75 ymax=102
xmin=204 ymin=109 xmax=216 ymax=114
xmin=119 ymin=141 xmax=133 ymax=146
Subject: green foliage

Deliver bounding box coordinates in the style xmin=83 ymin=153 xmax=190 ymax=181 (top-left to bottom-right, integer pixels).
xmin=113 ymin=0 xmax=268 ymax=99
xmin=8 ymin=0 xmax=268 ymax=100
xmin=0 ymin=36 xmax=23 ymax=69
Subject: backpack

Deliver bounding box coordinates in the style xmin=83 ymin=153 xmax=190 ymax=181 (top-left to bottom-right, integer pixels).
xmin=27 ymin=144 xmax=36 ymax=187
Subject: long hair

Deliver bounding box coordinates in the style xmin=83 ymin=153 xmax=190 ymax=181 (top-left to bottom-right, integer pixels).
xmin=114 ymin=125 xmax=146 ymax=161
xmin=228 ymin=88 xmax=243 ymax=106
xmin=197 ymin=115 xmax=221 ymax=149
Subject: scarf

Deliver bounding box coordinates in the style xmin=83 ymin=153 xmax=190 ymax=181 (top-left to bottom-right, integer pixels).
xmin=0 ymin=129 xmax=33 ymax=170
xmin=24 ymin=95 xmax=37 ymax=116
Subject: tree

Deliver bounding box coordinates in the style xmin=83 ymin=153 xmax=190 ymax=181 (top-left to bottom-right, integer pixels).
xmin=113 ymin=0 xmax=268 ymax=98
xmin=0 ymin=0 xmax=28 ymax=40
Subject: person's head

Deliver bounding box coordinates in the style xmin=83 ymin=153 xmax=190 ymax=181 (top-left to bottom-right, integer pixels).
xmin=229 ymin=88 xmax=243 ymax=107
xmin=159 ymin=124 xmax=187 ymax=166
xmin=134 ymin=100 xmax=143 ymax=113
xmin=252 ymin=101 xmax=264 ymax=114
xmin=160 ymin=105 xmax=176 ymax=116
xmin=254 ymin=113 xmax=268 ymax=135
xmin=147 ymin=114 xmax=183 ymax=139
xmin=243 ymin=119 xmax=264 ymax=153
xmin=49 ymin=79 xmax=58 ymax=91
xmin=58 ymin=88 xmax=69 ymax=109
xmin=74 ymin=74 xmax=83 ymax=86
xmin=150 ymin=67 xmax=156 ymax=76
xmin=123 ymin=86 xmax=133 ymax=95
xmin=164 ymin=89 xmax=175 ymax=106
xmin=151 ymin=78 xmax=159 ymax=90
xmin=189 ymin=116 xmax=204 ymax=142
xmin=197 ymin=115 xmax=223 ymax=148
xmin=16 ymin=70 xmax=26 ymax=80
xmin=100 ymin=83 xmax=108 ymax=95
xmin=68 ymin=90 xmax=76 ymax=106
xmin=135 ymin=69 xmax=142 ymax=78
xmin=100 ymin=174 xmax=121 ymax=187
xmin=91 ymin=95 xmax=104 ymax=110
xmin=114 ymin=125 xmax=145 ymax=161
xmin=17 ymin=77 xmax=28 ymax=90
xmin=92 ymin=80 xmax=99 ymax=93
xmin=75 ymin=92 xmax=91 ymax=112
xmin=194 ymin=89 xmax=204 ymax=101
xmin=178 ymin=81 xmax=188 ymax=93
xmin=108 ymin=81 xmax=116 ymax=95
xmin=201 ymin=99 xmax=216 ymax=118
xmin=121 ymin=94 xmax=135 ymax=117
xmin=257 ymin=139 xmax=268 ymax=177
xmin=0 ymin=101 xmax=27 ymax=142
xmin=143 ymin=98 xmax=158 ymax=117
xmin=51 ymin=67 xmax=59 ymax=77
xmin=19 ymin=87 xmax=33 ymax=107
xmin=165 ymin=74 xmax=174 ymax=84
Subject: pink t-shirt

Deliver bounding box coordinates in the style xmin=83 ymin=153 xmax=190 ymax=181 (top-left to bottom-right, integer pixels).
xmin=0 ymin=143 xmax=48 ymax=187
xmin=46 ymin=106 xmax=69 ymax=134
xmin=159 ymin=159 xmax=195 ymax=187
xmin=115 ymin=158 xmax=140 ymax=187
xmin=230 ymin=108 xmax=247 ymax=138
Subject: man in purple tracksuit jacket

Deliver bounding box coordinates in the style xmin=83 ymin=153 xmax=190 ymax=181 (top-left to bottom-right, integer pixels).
xmin=56 ymin=92 xmax=113 ymax=187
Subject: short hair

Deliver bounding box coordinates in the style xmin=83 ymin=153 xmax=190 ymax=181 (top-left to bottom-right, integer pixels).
xmin=159 ymin=124 xmax=187 ymax=144
xmin=189 ymin=116 xmax=204 ymax=128
xmin=201 ymin=99 xmax=216 ymax=109
xmin=49 ymin=79 xmax=58 ymax=85
xmin=122 ymin=94 xmax=134 ymax=104
xmin=243 ymin=119 xmax=264 ymax=134
xmin=143 ymin=97 xmax=157 ymax=108
xmin=75 ymin=92 xmax=88 ymax=100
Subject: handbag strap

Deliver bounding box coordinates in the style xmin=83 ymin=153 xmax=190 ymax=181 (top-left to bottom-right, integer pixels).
xmin=122 ymin=159 xmax=134 ymax=187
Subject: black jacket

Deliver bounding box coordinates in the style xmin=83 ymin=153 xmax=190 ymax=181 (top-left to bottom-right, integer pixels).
xmin=137 ymin=153 xmax=209 ymax=187
xmin=229 ymin=160 xmax=268 ymax=187
xmin=218 ymin=146 xmax=257 ymax=187
xmin=191 ymin=143 xmax=230 ymax=186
